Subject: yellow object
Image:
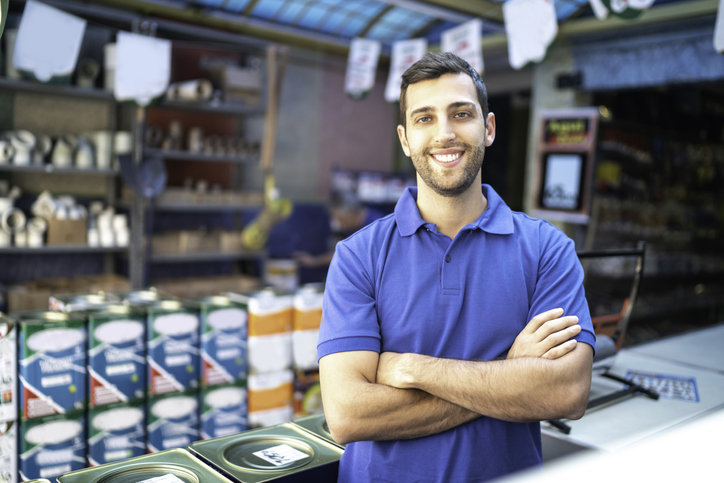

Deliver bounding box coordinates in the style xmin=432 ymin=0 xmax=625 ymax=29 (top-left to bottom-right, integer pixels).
xmin=241 ymin=174 xmax=293 ymax=250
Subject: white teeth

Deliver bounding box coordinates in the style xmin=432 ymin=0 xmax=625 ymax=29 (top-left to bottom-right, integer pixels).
xmin=433 ymin=152 xmax=462 ymax=162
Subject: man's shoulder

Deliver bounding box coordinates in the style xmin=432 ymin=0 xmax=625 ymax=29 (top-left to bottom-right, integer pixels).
xmin=340 ymin=212 xmax=396 ymax=247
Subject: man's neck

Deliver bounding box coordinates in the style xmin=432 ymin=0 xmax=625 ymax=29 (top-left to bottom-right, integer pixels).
xmin=415 ymin=179 xmax=488 ymax=240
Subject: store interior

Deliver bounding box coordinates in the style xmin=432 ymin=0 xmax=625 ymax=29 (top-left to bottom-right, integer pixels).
xmin=0 ymin=0 xmax=722 ymax=481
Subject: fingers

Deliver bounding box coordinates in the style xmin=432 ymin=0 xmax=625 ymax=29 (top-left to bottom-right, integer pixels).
xmin=524 ymin=308 xmax=564 ymax=333
xmin=542 ymin=339 xmax=578 ymax=360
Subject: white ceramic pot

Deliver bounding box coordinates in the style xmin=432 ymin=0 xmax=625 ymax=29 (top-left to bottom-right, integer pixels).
xmin=1 ymin=207 xmax=26 ymax=234
xmin=10 ymin=130 xmax=36 ymax=166
xmin=87 ymin=131 xmax=114 ymax=170
xmin=0 ymin=141 xmax=14 ymax=165
xmin=52 ymin=135 xmax=77 ymax=168
xmin=33 ymin=134 xmax=52 ymax=165
xmin=75 ymin=137 xmax=95 ymax=169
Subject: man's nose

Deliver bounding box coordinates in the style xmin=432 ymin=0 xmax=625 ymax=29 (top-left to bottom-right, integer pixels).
xmin=434 ymin=119 xmax=456 ymax=144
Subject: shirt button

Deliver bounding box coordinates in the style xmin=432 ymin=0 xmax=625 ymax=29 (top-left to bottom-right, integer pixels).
xmin=445 ymin=255 xmax=451 ymax=263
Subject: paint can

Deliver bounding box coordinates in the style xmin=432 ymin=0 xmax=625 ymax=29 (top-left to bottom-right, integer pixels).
xmin=147 ymin=391 xmax=200 ymax=454
xmin=15 ymin=311 xmax=86 ymax=419
xmin=19 ymin=411 xmax=86 ymax=481
xmin=201 ymin=381 xmax=248 ymax=440
xmin=88 ymin=400 xmax=146 ymax=466
xmin=0 ymin=313 xmax=17 ymax=422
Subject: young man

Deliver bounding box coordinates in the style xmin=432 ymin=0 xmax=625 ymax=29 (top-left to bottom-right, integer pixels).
xmin=318 ymin=52 xmax=595 ymax=482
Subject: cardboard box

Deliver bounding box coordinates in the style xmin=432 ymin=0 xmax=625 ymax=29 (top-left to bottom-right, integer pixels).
xmin=218 ymin=231 xmax=242 ymax=253
xmin=46 ymin=218 xmax=87 ymax=246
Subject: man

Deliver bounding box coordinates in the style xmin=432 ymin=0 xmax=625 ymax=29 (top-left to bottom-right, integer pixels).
xmin=318 ymin=52 xmax=595 ymax=482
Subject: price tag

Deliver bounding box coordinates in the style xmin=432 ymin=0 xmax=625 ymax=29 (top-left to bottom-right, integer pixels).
xmin=385 ymin=38 xmax=427 ymax=103
xmin=253 ymin=444 xmax=309 ymax=466
xmin=441 ymin=19 xmax=484 ymax=74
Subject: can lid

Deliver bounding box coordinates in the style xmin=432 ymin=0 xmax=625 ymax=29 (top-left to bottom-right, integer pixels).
xmin=222 ymin=436 xmax=315 ymax=471
xmin=93 ymin=466 xmax=199 ymax=483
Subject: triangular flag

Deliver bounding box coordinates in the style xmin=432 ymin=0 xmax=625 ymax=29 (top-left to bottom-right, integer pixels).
xmin=114 ymin=31 xmax=171 ymax=106
xmin=345 ymin=38 xmax=381 ymax=100
xmin=441 ymin=18 xmax=484 ymax=74
xmin=385 ymin=38 xmax=427 ymax=103
xmin=13 ymin=0 xmax=86 ymax=82
xmin=589 ymin=0 xmax=610 ymax=20
xmin=715 ymin=0 xmax=724 ymax=52
xmin=503 ymin=0 xmax=558 ymax=70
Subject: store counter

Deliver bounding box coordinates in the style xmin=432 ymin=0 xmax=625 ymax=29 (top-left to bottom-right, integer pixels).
xmin=542 ymin=324 xmax=724 ymax=460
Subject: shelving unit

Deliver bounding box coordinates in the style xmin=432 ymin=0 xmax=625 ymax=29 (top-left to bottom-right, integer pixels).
xmin=149 ymin=249 xmax=266 ymax=263
xmin=146 ymin=148 xmax=260 ymax=164
xmin=585 ymin=117 xmax=724 ymax=345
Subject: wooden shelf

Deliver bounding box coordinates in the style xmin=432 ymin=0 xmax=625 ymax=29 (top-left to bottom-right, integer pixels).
xmin=0 ymin=246 xmax=128 ymax=254
xmin=0 ymin=164 xmax=118 ymax=175
xmin=0 ymin=77 xmax=115 ymax=101
xmin=153 ymin=100 xmax=266 ymax=116
xmin=149 ymin=250 xmax=266 ymax=263
xmin=146 ymin=149 xmax=260 ymax=164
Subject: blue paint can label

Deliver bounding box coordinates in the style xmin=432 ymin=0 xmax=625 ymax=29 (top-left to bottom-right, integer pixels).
xmin=18 ymin=312 xmax=86 ymax=419
xmin=88 ymin=307 xmax=146 ymax=406
xmin=0 ymin=421 xmax=17 ymax=483
xmin=19 ymin=412 xmax=86 ymax=481
xmin=147 ymin=391 xmax=200 ymax=453
xmin=198 ymin=297 xmax=247 ymax=387
xmin=88 ymin=401 xmax=146 ymax=466
xmin=201 ymin=382 xmax=248 ymax=440
xmin=147 ymin=302 xmax=199 ymax=395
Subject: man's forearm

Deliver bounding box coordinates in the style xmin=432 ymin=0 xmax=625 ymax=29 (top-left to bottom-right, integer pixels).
xmin=328 ymin=381 xmax=479 ymax=444
xmin=379 ymin=345 xmax=593 ymax=423
xmin=319 ymin=351 xmax=479 ymax=444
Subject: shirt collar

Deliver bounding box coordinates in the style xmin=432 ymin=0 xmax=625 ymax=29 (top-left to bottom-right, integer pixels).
xmin=395 ymin=184 xmax=514 ymax=237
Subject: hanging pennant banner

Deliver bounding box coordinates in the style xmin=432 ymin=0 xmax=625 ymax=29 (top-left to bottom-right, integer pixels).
xmin=602 ymin=0 xmax=656 ymax=19
xmin=441 ymin=18 xmax=484 ymax=74
xmin=1 ymin=0 xmax=8 ymax=40
xmin=13 ymin=0 xmax=86 ymax=82
xmin=715 ymin=0 xmax=724 ymax=52
xmin=114 ymin=31 xmax=171 ymax=106
xmin=345 ymin=38 xmax=381 ymax=100
xmin=589 ymin=0 xmax=610 ymax=20
xmin=385 ymin=37 xmax=427 ymax=103
xmin=503 ymin=0 xmax=558 ymax=70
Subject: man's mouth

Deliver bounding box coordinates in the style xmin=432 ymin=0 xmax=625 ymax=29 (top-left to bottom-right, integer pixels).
xmin=431 ymin=152 xmax=462 ymax=162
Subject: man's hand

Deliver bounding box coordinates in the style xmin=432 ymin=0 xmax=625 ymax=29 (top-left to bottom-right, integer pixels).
xmin=507 ymin=308 xmax=581 ymax=360
xmin=377 ymin=352 xmax=413 ymax=389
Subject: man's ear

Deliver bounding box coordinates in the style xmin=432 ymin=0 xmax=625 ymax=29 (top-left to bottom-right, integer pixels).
xmin=485 ymin=113 xmax=496 ymax=147
xmin=397 ymin=125 xmax=411 ymax=157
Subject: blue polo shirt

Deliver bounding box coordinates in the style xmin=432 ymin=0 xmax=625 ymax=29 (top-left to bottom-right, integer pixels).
xmin=318 ymin=184 xmax=595 ymax=483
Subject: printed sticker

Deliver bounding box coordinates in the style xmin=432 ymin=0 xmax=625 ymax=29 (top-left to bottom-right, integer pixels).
xmin=253 ymin=444 xmax=308 ymax=466
xmin=626 ymin=370 xmax=700 ymax=402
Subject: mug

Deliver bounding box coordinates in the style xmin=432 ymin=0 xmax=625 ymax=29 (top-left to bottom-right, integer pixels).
xmin=1 ymin=207 xmax=26 ymax=234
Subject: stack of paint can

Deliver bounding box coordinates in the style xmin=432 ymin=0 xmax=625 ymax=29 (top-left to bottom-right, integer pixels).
xmin=232 ymin=288 xmax=295 ymax=429
xmin=85 ymin=304 xmax=147 ymax=466
xmin=193 ymin=295 xmax=249 ymax=440
xmin=14 ymin=310 xmax=87 ymax=481
xmin=130 ymin=293 xmax=202 ymax=453
xmin=0 ymin=313 xmax=17 ymax=483
xmin=292 ymin=284 xmax=325 ymax=419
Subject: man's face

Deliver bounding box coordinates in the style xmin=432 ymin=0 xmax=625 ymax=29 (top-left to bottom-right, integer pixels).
xmin=397 ymin=73 xmax=495 ymax=198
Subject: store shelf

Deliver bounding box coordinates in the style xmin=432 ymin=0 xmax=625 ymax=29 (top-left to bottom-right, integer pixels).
xmin=149 ymin=250 xmax=265 ymax=263
xmin=0 ymin=77 xmax=115 ymax=101
xmin=0 ymin=164 xmax=118 ymax=175
xmin=0 ymin=246 xmax=128 ymax=254
xmin=146 ymin=149 xmax=260 ymax=164
xmin=151 ymin=202 xmax=262 ymax=211
xmin=154 ymin=100 xmax=266 ymax=116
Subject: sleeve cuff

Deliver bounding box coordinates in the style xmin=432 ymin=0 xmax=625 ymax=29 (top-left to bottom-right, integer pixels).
xmin=317 ymin=336 xmax=381 ymax=362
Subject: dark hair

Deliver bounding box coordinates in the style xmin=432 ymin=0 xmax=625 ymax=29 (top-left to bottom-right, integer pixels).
xmin=399 ymin=52 xmax=489 ymax=129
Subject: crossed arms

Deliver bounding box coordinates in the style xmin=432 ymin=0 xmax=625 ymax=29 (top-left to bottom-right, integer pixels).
xmin=319 ymin=308 xmax=593 ymax=445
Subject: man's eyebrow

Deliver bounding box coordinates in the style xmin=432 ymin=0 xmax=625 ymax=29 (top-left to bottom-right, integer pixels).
xmin=409 ymin=102 xmax=477 ymax=118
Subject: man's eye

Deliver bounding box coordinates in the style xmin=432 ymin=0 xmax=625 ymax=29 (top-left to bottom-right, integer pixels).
xmin=416 ymin=116 xmax=431 ymax=123
xmin=455 ymin=112 xmax=471 ymax=118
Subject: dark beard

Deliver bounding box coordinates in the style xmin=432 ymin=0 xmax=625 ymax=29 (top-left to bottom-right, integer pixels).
xmin=410 ymin=141 xmax=485 ymax=198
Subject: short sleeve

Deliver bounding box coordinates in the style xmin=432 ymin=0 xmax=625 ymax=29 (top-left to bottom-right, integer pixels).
xmin=528 ymin=230 xmax=596 ymax=354
xmin=317 ymin=241 xmax=382 ymax=360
